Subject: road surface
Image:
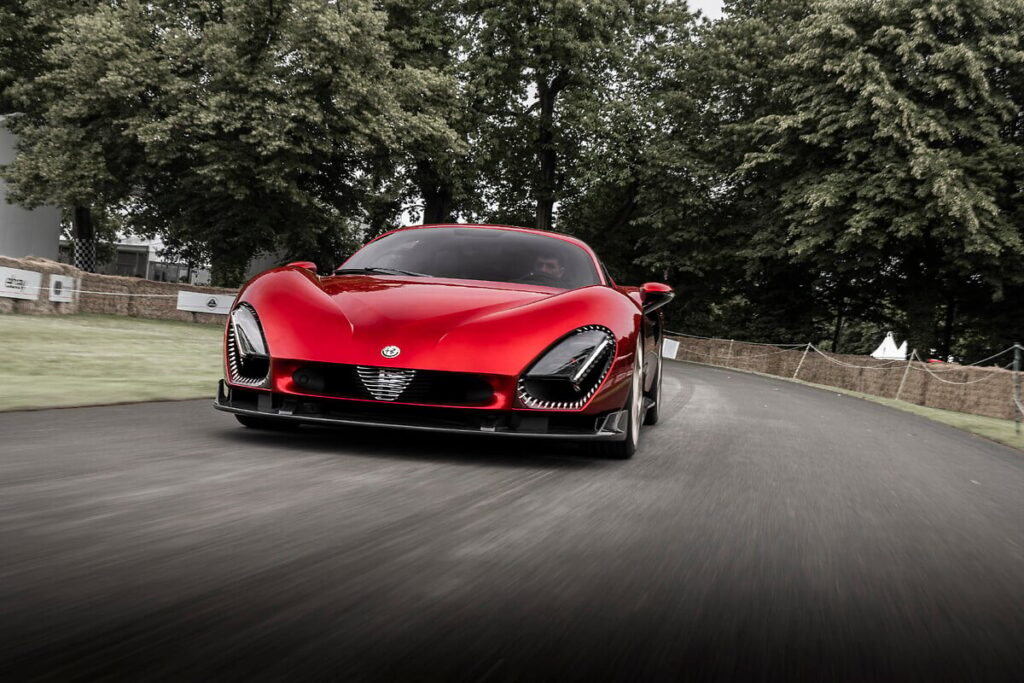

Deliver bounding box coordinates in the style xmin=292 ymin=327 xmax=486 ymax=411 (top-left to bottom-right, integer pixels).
xmin=1 ymin=362 xmax=1022 ymax=681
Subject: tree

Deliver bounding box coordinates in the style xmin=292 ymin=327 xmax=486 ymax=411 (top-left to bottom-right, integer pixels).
xmin=742 ymin=0 xmax=1024 ymax=355
xmin=368 ymin=0 xmax=474 ymax=228
xmin=3 ymin=0 xmax=418 ymax=284
xmin=558 ymin=0 xmax=698 ymax=285
xmin=467 ymin=0 xmax=645 ymax=230
xmin=618 ymin=0 xmax=818 ymax=337
xmin=1 ymin=1 xmax=110 ymax=269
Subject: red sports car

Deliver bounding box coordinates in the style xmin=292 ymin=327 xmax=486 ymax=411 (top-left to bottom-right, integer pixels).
xmin=214 ymin=224 xmax=674 ymax=458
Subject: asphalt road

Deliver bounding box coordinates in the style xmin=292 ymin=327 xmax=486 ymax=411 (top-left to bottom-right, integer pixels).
xmin=1 ymin=361 xmax=1022 ymax=681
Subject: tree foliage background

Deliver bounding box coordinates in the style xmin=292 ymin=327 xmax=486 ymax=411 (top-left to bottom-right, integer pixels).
xmin=1 ymin=0 xmax=1022 ymax=358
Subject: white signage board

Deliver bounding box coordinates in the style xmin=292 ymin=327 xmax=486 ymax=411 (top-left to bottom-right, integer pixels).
xmin=176 ymin=290 xmax=233 ymax=315
xmin=662 ymin=338 xmax=680 ymax=360
xmin=48 ymin=274 xmax=77 ymax=302
xmin=0 ymin=267 xmax=42 ymax=300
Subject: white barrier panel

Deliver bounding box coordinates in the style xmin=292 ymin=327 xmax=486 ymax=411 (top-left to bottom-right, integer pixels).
xmin=662 ymin=338 xmax=680 ymax=359
xmin=176 ymin=290 xmax=234 ymax=315
xmin=0 ymin=267 xmax=42 ymax=300
xmin=48 ymin=274 xmax=77 ymax=302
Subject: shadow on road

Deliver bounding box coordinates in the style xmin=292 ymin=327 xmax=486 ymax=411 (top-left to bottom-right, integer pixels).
xmin=216 ymin=420 xmax=615 ymax=470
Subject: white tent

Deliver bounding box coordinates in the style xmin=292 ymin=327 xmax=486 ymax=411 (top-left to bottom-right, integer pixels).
xmin=871 ymin=332 xmax=907 ymax=360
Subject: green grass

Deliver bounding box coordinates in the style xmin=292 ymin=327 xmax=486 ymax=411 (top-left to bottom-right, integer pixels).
xmin=0 ymin=313 xmax=224 ymax=411
xmin=837 ymin=388 xmax=1024 ymax=452
xmin=683 ymin=359 xmax=1024 ymax=453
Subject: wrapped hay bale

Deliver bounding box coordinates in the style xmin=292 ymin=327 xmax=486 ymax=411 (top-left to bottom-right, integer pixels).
xmin=955 ymin=367 xmax=1014 ymax=419
xmin=130 ymin=279 xmax=192 ymax=322
xmin=0 ymin=255 xmax=76 ymax=315
xmin=78 ymin=272 xmax=132 ymax=316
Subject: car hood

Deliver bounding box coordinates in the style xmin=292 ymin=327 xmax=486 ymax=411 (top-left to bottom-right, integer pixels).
xmin=241 ymin=269 xmax=635 ymax=375
xmin=320 ymin=274 xmax=556 ymax=339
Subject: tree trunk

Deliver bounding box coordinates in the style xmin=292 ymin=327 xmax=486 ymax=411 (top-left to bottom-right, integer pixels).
xmin=416 ymin=161 xmax=454 ymax=225
xmin=421 ymin=183 xmax=453 ymax=224
xmin=938 ymin=293 xmax=957 ymax=359
xmin=831 ymin=301 xmax=845 ymax=353
xmin=901 ymin=243 xmax=941 ymax=357
xmin=605 ymin=181 xmax=639 ymax=234
xmin=535 ymin=77 xmax=557 ymax=231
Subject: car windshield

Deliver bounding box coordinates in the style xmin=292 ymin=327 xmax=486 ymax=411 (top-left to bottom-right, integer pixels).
xmin=338 ymin=227 xmax=602 ymax=289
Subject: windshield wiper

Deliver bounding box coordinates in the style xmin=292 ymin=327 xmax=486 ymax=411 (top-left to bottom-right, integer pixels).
xmin=333 ymin=267 xmax=430 ymax=278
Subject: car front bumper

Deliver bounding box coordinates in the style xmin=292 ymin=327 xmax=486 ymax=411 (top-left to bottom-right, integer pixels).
xmin=214 ymin=381 xmax=629 ymax=440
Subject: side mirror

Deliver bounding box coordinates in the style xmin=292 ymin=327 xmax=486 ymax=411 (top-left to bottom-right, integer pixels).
xmin=640 ymin=282 xmax=674 ymax=314
xmin=287 ymin=261 xmax=318 ymax=274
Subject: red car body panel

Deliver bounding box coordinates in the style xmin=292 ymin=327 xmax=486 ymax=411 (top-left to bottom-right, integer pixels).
xmin=218 ymin=224 xmax=669 ymax=440
xmin=232 ymin=268 xmax=639 ymax=413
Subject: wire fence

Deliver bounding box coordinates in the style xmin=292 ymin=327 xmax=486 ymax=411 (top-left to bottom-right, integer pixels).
xmin=667 ymin=331 xmax=1023 ymax=422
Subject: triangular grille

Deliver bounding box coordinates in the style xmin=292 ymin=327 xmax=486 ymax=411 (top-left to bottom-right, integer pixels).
xmin=356 ymin=366 xmax=416 ymax=401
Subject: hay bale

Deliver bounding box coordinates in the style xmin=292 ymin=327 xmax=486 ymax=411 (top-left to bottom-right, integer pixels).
xmin=128 ymin=280 xmax=235 ymax=323
xmin=78 ymin=273 xmax=132 ymax=315
xmin=129 ymin=279 xmax=192 ymax=322
xmin=954 ymin=367 xmax=1015 ymax=419
xmin=0 ymin=255 xmax=70 ymax=315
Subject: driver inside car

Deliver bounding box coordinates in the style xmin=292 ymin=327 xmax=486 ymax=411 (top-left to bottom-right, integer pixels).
xmin=529 ymin=254 xmax=565 ymax=282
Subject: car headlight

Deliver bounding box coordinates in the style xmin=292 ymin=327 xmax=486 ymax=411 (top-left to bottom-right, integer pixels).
xmin=517 ymin=326 xmax=616 ymax=409
xmin=227 ymin=303 xmax=270 ymax=386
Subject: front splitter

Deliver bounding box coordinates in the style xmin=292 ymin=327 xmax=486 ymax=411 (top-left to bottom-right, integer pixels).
xmin=214 ymin=380 xmax=627 ymax=441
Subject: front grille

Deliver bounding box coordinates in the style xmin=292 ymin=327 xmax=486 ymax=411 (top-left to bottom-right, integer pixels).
xmin=356 ymin=366 xmax=416 ymax=401
xmin=288 ymin=362 xmax=494 ymax=406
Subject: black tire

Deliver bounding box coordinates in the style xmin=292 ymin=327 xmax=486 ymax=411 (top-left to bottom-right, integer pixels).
xmin=644 ymin=343 xmax=662 ymax=426
xmin=235 ymin=414 xmax=300 ymax=431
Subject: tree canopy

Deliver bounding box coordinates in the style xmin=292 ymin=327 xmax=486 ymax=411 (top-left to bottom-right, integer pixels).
xmin=1 ymin=0 xmax=1022 ymax=356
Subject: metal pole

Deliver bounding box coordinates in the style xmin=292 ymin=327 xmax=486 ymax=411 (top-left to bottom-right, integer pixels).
xmin=895 ymin=350 xmax=914 ymax=401
xmin=1014 ymin=343 xmax=1021 ymax=436
xmin=793 ymin=343 xmax=811 ymax=380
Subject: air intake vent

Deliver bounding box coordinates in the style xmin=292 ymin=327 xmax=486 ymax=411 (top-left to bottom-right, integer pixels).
xmin=356 ymin=366 xmax=417 ymax=401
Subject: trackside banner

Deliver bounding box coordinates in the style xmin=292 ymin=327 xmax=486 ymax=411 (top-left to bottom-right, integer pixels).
xmin=176 ymin=290 xmax=233 ymax=315
xmin=48 ymin=274 xmax=77 ymax=302
xmin=0 ymin=267 xmax=42 ymax=300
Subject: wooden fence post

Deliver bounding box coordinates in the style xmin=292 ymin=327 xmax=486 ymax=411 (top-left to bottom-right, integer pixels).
xmin=895 ymin=351 xmax=914 ymax=401
xmin=793 ymin=343 xmax=811 ymax=380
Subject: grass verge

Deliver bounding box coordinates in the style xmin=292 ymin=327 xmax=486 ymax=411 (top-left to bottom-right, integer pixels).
xmin=0 ymin=313 xmax=223 ymax=411
xmin=838 ymin=389 xmax=1024 ymax=452
xmin=681 ymin=360 xmax=1023 ymax=452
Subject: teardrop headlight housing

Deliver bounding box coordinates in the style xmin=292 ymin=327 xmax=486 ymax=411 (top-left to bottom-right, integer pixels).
xmin=517 ymin=326 xmax=615 ymax=409
xmin=226 ymin=303 xmax=270 ymax=386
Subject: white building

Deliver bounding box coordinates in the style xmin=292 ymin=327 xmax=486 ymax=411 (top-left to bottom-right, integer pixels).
xmin=0 ymin=114 xmax=62 ymax=260
xmin=58 ymin=234 xmax=213 ymax=285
